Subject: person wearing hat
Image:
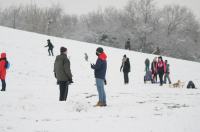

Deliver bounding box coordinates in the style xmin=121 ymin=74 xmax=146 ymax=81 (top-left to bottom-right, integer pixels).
xmin=54 ymin=47 xmax=73 ymax=101
xmin=120 ymin=55 xmax=131 ymax=84
xmin=91 ymin=47 xmax=107 ymax=107
xmin=45 ymin=39 xmax=54 ymax=56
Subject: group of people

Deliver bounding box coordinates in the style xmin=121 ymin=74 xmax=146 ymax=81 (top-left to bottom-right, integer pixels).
xmin=54 ymin=46 xmax=107 ymax=107
xmin=145 ymin=56 xmax=171 ymax=86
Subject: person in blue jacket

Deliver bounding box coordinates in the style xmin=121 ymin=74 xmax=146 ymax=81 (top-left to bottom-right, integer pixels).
xmin=91 ymin=47 xmax=107 ymax=107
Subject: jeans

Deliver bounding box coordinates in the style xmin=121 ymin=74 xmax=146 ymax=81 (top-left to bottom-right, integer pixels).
xmin=123 ymin=72 xmax=129 ymax=84
xmin=59 ymin=81 xmax=68 ymax=101
xmin=164 ymin=73 xmax=171 ymax=84
xmin=1 ymin=80 xmax=6 ymax=91
xmin=158 ymin=72 xmax=164 ymax=85
xmin=96 ymin=78 xmax=106 ymax=103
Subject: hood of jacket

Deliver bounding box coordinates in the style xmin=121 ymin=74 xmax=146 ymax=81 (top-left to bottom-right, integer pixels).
xmin=1 ymin=53 xmax=6 ymax=59
xmin=98 ymin=52 xmax=107 ymax=61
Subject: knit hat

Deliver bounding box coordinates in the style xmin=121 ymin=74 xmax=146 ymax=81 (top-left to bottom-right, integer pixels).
xmin=60 ymin=47 xmax=67 ymax=53
xmin=96 ymin=47 xmax=103 ymax=54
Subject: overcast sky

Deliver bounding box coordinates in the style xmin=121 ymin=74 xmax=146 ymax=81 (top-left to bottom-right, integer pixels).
xmin=0 ymin=0 xmax=200 ymax=18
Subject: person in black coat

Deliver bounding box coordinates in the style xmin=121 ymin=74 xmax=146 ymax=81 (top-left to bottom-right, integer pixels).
xmin=120 ymin=55 xmax=131 ymax=84
xmin=125 ymin=38 xmax=131 ymax=50
xmin=45 ymin=39 xmax=54 ymax=56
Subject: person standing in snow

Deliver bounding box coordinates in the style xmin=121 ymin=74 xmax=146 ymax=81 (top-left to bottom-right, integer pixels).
xmin=164 ymin=60 xmax=171 ymax=84
xmin=145 ymin=58 xmax=150 ymax=73
xmin=54 ymin=47 xmax=73 ymax=101
xmin=91 ymin=47 xmax=107 ymax=107
xmin=151 ymin=57 xmax=157 ymax=83
xmin=157 ymin=56 xmax=166 ymax=86
xmin=84 ymin=53 xmax=88 ymax=62
xmin=0 ymin=53 xmax=8 ymax=91
xmin=120 ymin=55 xmax=131 ymax=84
xmin=45 ymin=39 xmax=54 ymax=56
xmin=125 ymin=38 xmax=131 ymax=50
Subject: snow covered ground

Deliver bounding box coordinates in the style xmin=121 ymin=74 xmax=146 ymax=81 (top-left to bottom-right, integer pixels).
xmin=0 ymin=26 xmax=200 ymax=132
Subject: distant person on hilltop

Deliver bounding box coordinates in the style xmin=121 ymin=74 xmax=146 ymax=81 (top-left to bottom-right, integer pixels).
xmin=54 ymin=47 xmax=73 ymax=101
xmin=45 ymin=39 xmax=54 ymax=56
xmin=152 ymin=47 xmax=161 ymax=55
xmin=125 ymin=38 xmax=131 ymax=50
xmin=91 ymin=47 xmax=107 ymax=107
xmin=0 ymin=53 xmax=10 ymax=91
xmin=120 ymin=55 xmax=131 ymax=84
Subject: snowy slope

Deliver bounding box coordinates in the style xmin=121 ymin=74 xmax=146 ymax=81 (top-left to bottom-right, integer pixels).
xmin=0 ymin=26 xmax=200 ymax=132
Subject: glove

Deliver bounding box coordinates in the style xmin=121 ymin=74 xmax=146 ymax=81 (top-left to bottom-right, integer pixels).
xmin=91 ymin=64 xmax=95 ymax=68
xmin=68 ymin=78 xmax=74 ymax=84
xmin=104 ymin=80 xmax=107 ymax=85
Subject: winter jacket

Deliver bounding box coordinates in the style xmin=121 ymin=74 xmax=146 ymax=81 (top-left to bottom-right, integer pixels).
xmin=0 ymin=53 xmax=7 ymax=80
xmin=45 ymin=41 xmax=54 ymax=50
xmin=157 ymin=61 xmax=166 ymax=74
xmin=54 ymin=54 xmax=72 ymax=82
xmin=91 ymin=52 xmax=107 ymax=80
xmin=120 ymin=58 xmax=130 ymax=73
xmin=151 ymin=61 xmax=157 ymax=74
xmin=145 ymin=59 xmax=150 ymax=67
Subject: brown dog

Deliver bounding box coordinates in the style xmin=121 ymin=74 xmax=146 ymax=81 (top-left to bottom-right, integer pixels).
xmin=170 ymin=80 xmax=185 ymax=88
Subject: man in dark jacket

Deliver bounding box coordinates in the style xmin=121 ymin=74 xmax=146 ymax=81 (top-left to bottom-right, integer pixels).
xmin=125 ymin=38 xmax=131 ymax=50
xmin=120 ymin=55 xmax=131 ymax=84
xmin=54 ymin=47 xmax=73 ymax=101
xmin=91 ymin=47 xmax=107 ymax=107
xmin=45 ymin=39 xmax=54 ymax=56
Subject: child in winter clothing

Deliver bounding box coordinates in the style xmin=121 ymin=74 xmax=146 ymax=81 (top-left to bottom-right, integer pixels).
xmin=45 ymin=39 xmax=54 ymax=56
xmin=0 ymin=53 xmax=8 ymax=91
xmin=164 ymin=60 xmax=171 ymax=84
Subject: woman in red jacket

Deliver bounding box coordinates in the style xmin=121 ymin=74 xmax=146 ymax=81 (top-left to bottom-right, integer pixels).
xmin=157 ymin=56 xmax=166 ymax=86
xmin=0 ymin=53 xmax=7 ymax=91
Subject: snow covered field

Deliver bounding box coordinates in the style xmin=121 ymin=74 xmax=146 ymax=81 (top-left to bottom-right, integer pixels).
xmin=0 ymin=26 xmax=200 ymax=132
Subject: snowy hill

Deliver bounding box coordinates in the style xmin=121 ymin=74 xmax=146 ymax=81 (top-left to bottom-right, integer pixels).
xmin=0 ymin=26 xmax=200 ymax=132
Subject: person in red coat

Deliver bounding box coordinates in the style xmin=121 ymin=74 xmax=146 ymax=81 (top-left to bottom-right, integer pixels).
xmin=157 ymin=56 xmax=166 ymax=86
xmin=0 ymin=53 xmax=7 ymax=91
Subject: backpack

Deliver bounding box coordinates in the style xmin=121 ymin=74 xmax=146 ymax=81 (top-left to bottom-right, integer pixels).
xmin=5 ymin=60 xmax=10 ymax=69
xmin=187 ymin=81 xmax=195 ymax=89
